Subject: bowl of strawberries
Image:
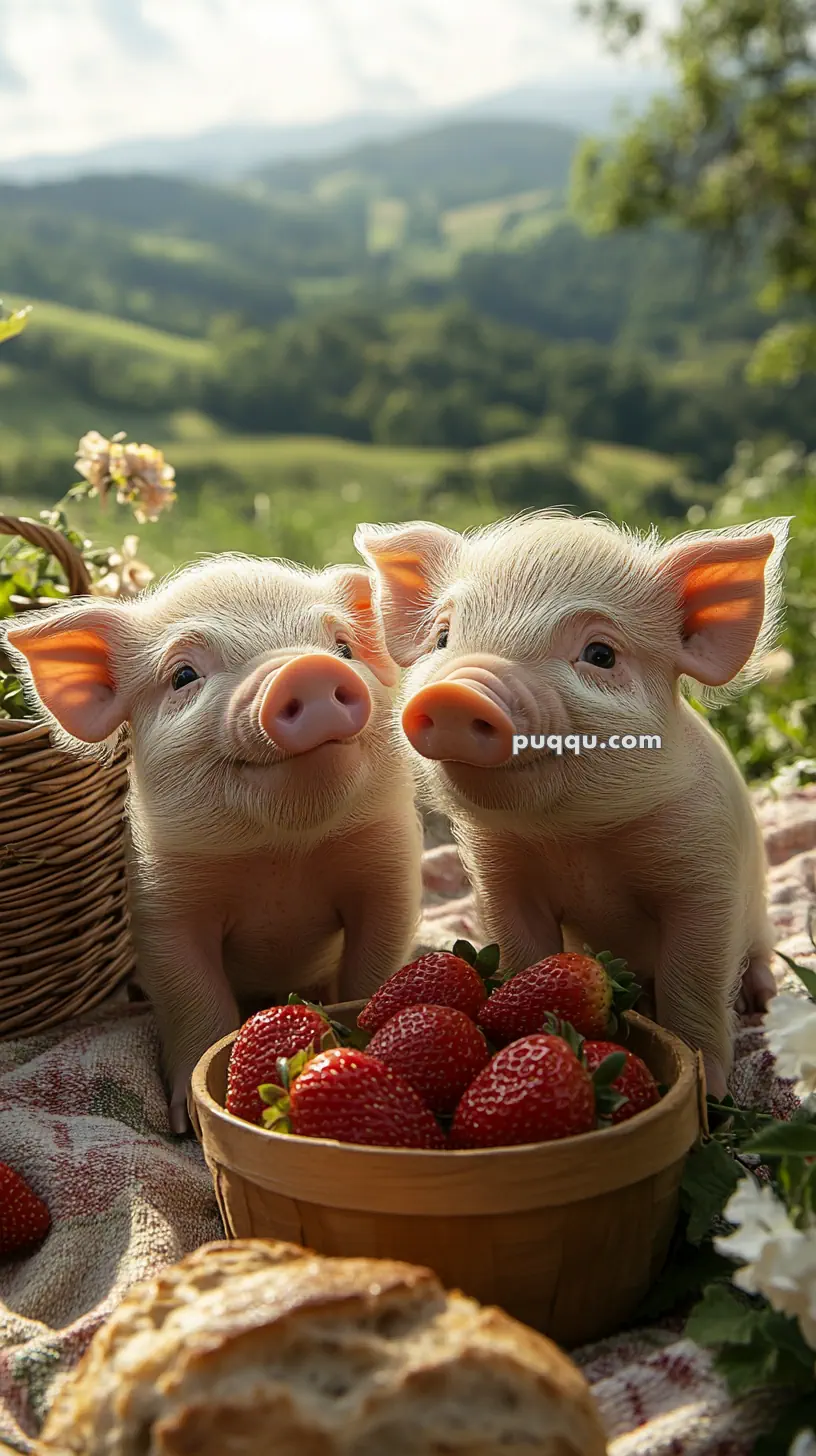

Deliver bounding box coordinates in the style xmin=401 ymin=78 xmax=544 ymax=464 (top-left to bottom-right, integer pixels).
xmin=190 ymin=942 xmax=702 ymax=1348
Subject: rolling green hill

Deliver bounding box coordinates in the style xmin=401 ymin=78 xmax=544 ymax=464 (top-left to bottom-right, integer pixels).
xmin=254 ymin=119 xmax=579 ymax=210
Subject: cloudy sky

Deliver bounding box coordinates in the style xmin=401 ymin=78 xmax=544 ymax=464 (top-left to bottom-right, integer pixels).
xmin=0 ymin=0 xmax=672 ymax=162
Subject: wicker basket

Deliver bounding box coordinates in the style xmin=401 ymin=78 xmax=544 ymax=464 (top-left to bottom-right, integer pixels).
xmin=0 ymin=514 xmax=135 ymax=1038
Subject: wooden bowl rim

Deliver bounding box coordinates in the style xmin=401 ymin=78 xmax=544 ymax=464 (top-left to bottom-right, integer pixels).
xmin=190 ymin=1009 xmax=702 ymax=1212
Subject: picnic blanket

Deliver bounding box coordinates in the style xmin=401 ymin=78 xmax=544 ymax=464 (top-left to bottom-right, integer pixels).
xmin=2 ymin=784 xmax=815 ymax=1455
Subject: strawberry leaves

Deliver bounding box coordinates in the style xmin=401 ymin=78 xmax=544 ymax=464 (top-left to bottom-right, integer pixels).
xmin=589 ymin=1049 xmax=629 ymax=1122
xmin=258 ymin=1046 xmax=316 ymax=1132
xmin=453 ymin=939 xmax=504 ymax=989
xmin=586 ymin=946 xmax=642 ymax=1032
xmin=286 ymin=992 xmax=370 ymax=1050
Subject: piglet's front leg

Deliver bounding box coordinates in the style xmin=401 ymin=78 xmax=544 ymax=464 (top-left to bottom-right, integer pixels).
xmin=336 ymin=860 xmax=421 ymax=1002
xmin=461 ymin=834 xmax=562 ymax=971
xmin=655 ymin=900 xmax=743 ymax=1101
xmin=132 ymin=905 xmax=239 ymax=1135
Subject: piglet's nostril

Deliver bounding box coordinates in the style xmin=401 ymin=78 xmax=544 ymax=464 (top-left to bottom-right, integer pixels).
xmin=334 ymin=686 xmax=351 ymax=706
xmin=280 ymin=698 xmax=303 ymax=722
xmin=473 ymin=718 xmax=496 ymax=737
xmin=414 ymin=713 xmax=435 ymax=732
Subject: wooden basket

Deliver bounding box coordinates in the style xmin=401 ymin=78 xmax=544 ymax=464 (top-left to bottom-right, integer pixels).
xmin=0 ymin=515 xmax=135 ymax=1038
xmin=190 ymin=1008 xmax=703 ymax=1348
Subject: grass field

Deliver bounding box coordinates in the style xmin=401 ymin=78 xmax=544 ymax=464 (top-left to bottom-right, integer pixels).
xmin=4 ymin=297 xmax=215 ymax=366
xmin=0 ymin=425 xmax=684 ymax=580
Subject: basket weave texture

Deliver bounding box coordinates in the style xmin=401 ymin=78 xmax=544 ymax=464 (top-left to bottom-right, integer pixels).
xmin=0 ymin=515 xmax=135 ymax=1038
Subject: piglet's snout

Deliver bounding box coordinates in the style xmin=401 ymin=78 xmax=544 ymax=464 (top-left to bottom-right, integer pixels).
xmin=259 ymin=653 xmax=371 ymax=755
xmin=402 ymin=670 xmax=515 ymax=766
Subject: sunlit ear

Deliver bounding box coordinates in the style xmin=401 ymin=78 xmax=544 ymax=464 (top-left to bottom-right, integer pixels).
xmin=353 ymin=521 xmax=462 ymax=666
xmin=657 ymin=519 xmax=790 ymax=687
xmin=329 ymin=566 xmax=400 ymax=687
xmin=3 ymin=601 xmax=135 ymax=743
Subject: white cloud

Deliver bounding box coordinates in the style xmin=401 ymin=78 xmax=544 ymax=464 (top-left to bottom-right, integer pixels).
xmin=0 ymin=0 xmax=672 ymax=162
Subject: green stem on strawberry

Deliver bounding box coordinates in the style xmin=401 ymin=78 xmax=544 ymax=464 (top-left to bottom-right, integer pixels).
xmin=452 ymin=938 xmax=505 ymax=989
xmin=582 ymin=945 xmax=642 ymax=1034
xmin=541 ymin=1013 xmax=585 ymax=1058
xmin=286 ymin=992 xmax=370 ymax=1050
xmin=590 ymin=1050 xmax=629 ymax=1123
xmin=257 ymin=1045 xmax=318 ymax=1133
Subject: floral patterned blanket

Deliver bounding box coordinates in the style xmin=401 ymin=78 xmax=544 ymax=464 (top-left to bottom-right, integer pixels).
xmin=1 ymin=785 xmax=815 ymax=1455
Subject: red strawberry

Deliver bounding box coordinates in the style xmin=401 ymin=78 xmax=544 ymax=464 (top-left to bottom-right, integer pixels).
xmin=478 ymin=952 xmax=639 ymax=1045
xmin=0 ymin=1163 xmax=51 ymax=1256
xmin=357 ymin=951 xmax=488 ymax=1033
xmin=582 ymin=1041 xmax=660 ymax=1124
xmin=451 ymin=1034 xmax=596 ymax=1148
xmin=226 ymin=1004 xmax=328 ymax=1124
xmin=260 ymin=1047 xmax=446 ymax=1149
xmin=367 ymin=1004 xmax=490 ymax=1115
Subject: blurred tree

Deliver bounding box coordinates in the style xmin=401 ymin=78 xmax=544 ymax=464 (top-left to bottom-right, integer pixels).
xmin=575 ymin=0 xmax=816 ymax=383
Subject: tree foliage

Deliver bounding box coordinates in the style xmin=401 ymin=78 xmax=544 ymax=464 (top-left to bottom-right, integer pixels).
xmin=575 ymin=0 xmax=816 ymax=382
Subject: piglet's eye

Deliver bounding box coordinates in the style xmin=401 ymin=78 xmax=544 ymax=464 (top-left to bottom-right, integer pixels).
xmin=335 ymin=641 xmax=353 ymax=660
xmin=171 ymin=664 xmax=200 ymax=691
xmin=435 ymin=628 xmax=449 ymax=650
xmin=580 ymin=642 xmax=616 ymax=669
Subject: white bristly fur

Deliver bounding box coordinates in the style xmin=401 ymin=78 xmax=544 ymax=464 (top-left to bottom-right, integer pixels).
xmin=356 ymin=510 xmax=791 ymax=1094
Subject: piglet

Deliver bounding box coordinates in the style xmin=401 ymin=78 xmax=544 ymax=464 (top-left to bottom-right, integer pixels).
xmin=4 ymin=555 xmax=422 ymax=1131
xmin=355 ymin=512 xmax=791 ymax=1097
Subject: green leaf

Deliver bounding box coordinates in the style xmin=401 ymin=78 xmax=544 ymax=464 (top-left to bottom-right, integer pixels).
xmin=344 ymin=1025 xmax=372 ymax=1051
xmin=745 ymin=1122 xmax=816 ymax=1158
xmin=258 ymin=1082 xmax=287 ymax=1106
xmin=636 ymin=1239 xmax=732 ymax=1321
xmin=543 ymin=1013 xmax=585 ymax=1058
xmin=714 ymin=1342 xmax=779 ymax=1397
xmin=0 ymin=304 xmax=31 ymax=345
xmin=260 ymin=1105 xmax=291 ymax=1133
xmin=452 ymin=938 xmax=478 ymax=967
xmin=686 ymin=1282 xmax=761 ymax=1348
xmin=473 ymin=942 xmax=501 ymax=978
xmin=774 ymin=948 xmax=816 ymax=1002
xmin=680 ymin=1138 xmax=741 ymax=1245
xmin=759 ymin=1309 xmax=816 ymax=1369
xmin=754 ymin=1396 xmax=816 ymax=1456
xmin=591 ymin=1050 xmax=627 ymax=1086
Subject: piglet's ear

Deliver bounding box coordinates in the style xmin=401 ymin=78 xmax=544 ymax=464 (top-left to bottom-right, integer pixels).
xmin=657 ymin=519 xmax=790 ymax=687
xmin=353 ymin=521 xmax=462 ymax=666
xmin=329 ymin=567 xmax=400 ymax=687
xmin=3 ymin=600 xmax=134 ymax=744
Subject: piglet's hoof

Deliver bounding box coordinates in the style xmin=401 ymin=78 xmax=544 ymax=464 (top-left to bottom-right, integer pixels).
xmin=702 ymin=1056 xmax=728 ymax=1102
xmin=169 ymin=1072 xmax=194 ymax=1136
xmin=736 ymin=957 xmax=778 ymax=1016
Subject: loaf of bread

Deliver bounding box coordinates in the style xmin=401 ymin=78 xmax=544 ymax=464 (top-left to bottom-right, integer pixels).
xmin=38 ymin=1239 xmax=607 ymax=1455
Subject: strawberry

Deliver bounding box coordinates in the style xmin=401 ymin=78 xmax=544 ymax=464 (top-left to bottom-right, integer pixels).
xmin=478 ymin=951 xmax=640 ymax=1045
xmin=451 ymin=1034 xmax=596 ymax=1148
xmin=366 ymin=1004 xmax=490 ymax=1115
xmin=260 ymin=1047 xmax=447 ymax=1149
xmin=357 ymin=949 xmax=489 ymax=1033
xmin=226 ymin=1004 xmax=329 ymax=1124
xmin=0 ymin=1162 xmax=51 ymax=1256
xmin=582 ymin=1041 xmax=661 ymax=1124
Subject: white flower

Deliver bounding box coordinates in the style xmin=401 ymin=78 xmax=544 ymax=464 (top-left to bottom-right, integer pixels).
xmin=91 ymin=536 xmax=154 ymax=600
xmin=715 ymin=1177 xmax=816 ymax=1352
xmin=74 ymin=430 xmax=176 ymax=521
xmin=765 ymin=992 xmax=816 ymax=1098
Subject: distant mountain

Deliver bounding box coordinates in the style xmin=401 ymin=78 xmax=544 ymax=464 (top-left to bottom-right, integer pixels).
xmin=0 ymin=77 xmax=665 ymax=185
xmin=255 ymin=119 xmax=580 ymax=209
xmin=0 ymin=113 xmax=423 ymax=185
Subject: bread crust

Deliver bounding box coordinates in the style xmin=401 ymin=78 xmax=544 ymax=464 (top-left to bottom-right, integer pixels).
xmin=37 ymin=1239 xmax=607 ymax=1456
